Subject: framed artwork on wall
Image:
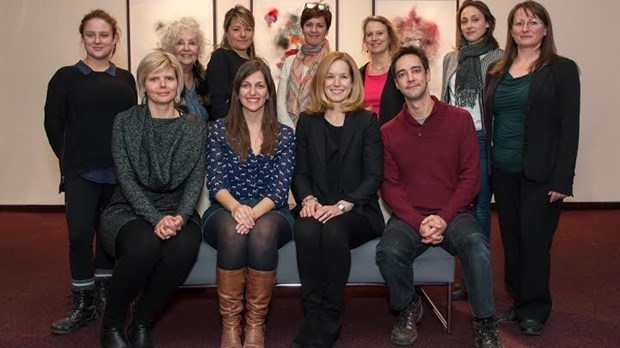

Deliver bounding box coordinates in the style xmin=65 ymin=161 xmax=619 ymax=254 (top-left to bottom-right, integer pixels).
xmin=250 ymin=0 xmax=338 ymax=84
xmin=127 ymin=0 xmax=216 ymax=74
xmin=372 ymin=0 xmax=458 ymax=95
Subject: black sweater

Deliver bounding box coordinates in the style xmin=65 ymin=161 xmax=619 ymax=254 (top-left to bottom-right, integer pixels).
xmin=205 ymin=48 xmax=248 ymax=120
xmin=44 ymin=63 xmax=137 ymax=190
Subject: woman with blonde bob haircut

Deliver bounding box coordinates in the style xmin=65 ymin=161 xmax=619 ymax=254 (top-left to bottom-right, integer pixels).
xmin=99 ymin=50 xmax=205 ymax=348
xmin=291 ymin=51 xmax=384 ymax=348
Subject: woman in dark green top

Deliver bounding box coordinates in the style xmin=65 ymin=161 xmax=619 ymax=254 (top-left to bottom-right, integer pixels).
xmin=99 ymin=50 xmax=205 ymax=348
xmin=484 ymin=1 xmax=579 ymax=337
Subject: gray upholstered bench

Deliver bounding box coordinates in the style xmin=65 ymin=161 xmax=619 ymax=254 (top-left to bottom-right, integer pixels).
xmin=183 ymin=239 xmax=454 ymax=332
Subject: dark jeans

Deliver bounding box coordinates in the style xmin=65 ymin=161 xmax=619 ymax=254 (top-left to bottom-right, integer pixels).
xmin=64 ymin=175 xmax=116 ymax=284
xmin=492 ymin=168 xmax=563 ymax=323
xmin=474 ymin=130 xmax=492 ymax=239
xmin=376 ymin=214 xmax=495 ymax=319
xmin=103 ymin=219 xmax=201 ymax=327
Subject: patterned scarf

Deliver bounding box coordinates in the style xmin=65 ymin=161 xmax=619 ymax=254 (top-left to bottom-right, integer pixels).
xmin=455 ymin=38 xmax=492 ymax=108
xmin=286 ymin=40 xmax=330 ymax=123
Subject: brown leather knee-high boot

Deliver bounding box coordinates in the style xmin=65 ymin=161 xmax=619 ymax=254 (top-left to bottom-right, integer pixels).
xmin=243 ymin=268 xmax=276 ymax=348
xmin=217 ymin=268 xmax=246 ymax=348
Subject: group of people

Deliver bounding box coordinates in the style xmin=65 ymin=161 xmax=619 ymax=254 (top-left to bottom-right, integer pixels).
xmin=44 ymin=1 xmax=579 ymax=348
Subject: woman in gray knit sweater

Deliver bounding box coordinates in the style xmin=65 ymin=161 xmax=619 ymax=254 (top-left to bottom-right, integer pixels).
xmin=99 ymin=50 xmax=205 ymax=348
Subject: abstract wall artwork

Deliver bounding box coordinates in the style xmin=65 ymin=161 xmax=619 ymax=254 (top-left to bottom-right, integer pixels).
xmin=127 ymin=0 xmax=216 ymax=74
xmin=373 ymin=0 xmax=457 ymax=95
xmin=251 ymin=0 xmax=338 ymax=84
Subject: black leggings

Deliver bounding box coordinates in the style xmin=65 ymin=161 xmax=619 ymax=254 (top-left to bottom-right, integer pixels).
xmin=63 ymin=176 xmax=116 ymax=284
xmin=102 ymin=219 xmax=201 ymax=327
xmin=203 ymin=209 xmax=292 ymax=271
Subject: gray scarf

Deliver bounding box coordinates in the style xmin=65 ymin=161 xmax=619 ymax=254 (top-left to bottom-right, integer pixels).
xmin=455 ymin=38 xmax=492 ymax=108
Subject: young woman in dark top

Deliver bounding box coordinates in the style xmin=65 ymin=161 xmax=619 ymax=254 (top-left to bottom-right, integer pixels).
xmin=202 ymin=59 xmax=294 ymax=348
xmin=485 ymin=1 xmax=580 ymax=336
xmin=99 ymin=50 xmax=205 ymax=348
xmin=291 ymin=52 xmax=383 ymax=348
xmin=205 ymin=5 xmax=256 ymax=120
xmin=44 ymin=9 xmax=136 ymax=335
xmin=160 ymin=17 xmax=210 ymax=122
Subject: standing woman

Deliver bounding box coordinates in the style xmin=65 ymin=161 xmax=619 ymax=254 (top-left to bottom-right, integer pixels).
xmin=440 ymin=0 xmax=503 ymax=300
xmin=202 ymin=59 xmax=295 ymax=348
xmin=484 ymin=1 xmax=579 ymax=336
xmin=44 ymin=9 xmax=136 ymax=335
xmin=99 ymin=50 xmax=205 ymax=347
xmin=359 ymin=15 xmax=404 ymax=125
xmin=160 ymin=17 xmax=210 ymax=123
xmin=291 ymin=52 xmax=384 ymax=348
xmin=277 ymin=2 xmax=332 ymax=129
xmin=206 ymin=5 xmax=256 ymax=120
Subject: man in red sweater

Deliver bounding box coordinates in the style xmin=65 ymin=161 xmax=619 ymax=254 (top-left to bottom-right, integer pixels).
xmin=376 ymin=46 xmax=501 ymax=348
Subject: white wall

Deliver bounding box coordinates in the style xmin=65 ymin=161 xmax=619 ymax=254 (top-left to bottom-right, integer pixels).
xmin=1 ymin=0 xmax=618 ymax=204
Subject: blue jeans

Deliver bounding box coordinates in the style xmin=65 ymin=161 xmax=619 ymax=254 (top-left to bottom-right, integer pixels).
xmin=376 ymin=214 xmax=495 ymax=319
xmin=474 ymin=130 xmax=492 ymax=239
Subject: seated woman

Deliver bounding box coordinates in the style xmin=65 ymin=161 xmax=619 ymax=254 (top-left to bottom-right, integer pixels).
xmin=99 ymin=50 xmax=205 ymax=348
xmin=202 ymin=59 xmax=295 ymax=348
xmin=160 ymin=17 xmax=210 ymax=123
xmin=291 ymin=52 xmax=384 ymax=348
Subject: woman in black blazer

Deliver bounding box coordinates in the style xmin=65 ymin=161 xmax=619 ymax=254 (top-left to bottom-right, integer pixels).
xmin=291 ymin=52 xmax=384 ymax=348
xmin=484 ymin=1 xmax=579 ymax=336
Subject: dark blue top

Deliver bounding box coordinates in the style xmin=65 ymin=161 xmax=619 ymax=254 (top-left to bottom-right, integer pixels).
xmin=206 ymin=119 xmax=295 ymax=208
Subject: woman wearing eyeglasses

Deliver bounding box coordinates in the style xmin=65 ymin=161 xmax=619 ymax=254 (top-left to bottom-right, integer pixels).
xmin=205 ymin=5 xmax=256 ymax=120
xmin=277 ymin=2 xmax=332 ymax=129
xmin=359 ymin=15 xmax=404 ymax=126
xmin=484 ymin=1 xmax=579 ymax=336
xmin=440 ymin=0 xmax=503 ymax=301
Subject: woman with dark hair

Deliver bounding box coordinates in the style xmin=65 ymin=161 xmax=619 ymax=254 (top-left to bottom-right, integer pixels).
xmin=440 ymin=0 xmax=503 ymax=301
xmin=98 ymin=50 xmax=205 ymax=348
xmin=205 ymin=5 xmax=256 ymax=120
xmin=160 ymin=17 xmax=210 ymax=122
xmin=485 ymin=1 xmax=580 ymax=336
xmin=291 ymin=52 xmax=383 ymax=348
xmin=277 ymin=2 xmax=332 ymax=129
xmin=202 ymin=59 xmax=295 ymax=348
xmin=44 ymin=8 xmax=136 ymax=335
xmin=360 ymin=15 xmax=404 ymax=125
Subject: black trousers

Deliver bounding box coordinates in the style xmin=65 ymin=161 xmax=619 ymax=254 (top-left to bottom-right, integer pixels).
xmin=492 ymin=169 xmax=563 ymax=323
xmin=63 ymin=176 xmax=116 ymax=284
xmin=103 ymin=219 xmax=201 ymax=327
xmin=294 ymin=213 xmax=376 ymax=330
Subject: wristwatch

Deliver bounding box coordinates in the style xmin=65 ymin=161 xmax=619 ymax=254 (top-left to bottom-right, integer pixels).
xmin=337 ymin=203 xmax=347 ymax=213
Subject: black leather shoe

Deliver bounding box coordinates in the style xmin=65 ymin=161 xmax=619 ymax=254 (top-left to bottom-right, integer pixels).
xmin=497 ymin=308 xmax=519 ymax=324
xmin=473 ymin=317 xmax=503 ymax=348
xmin=520 ymin=319 xmax=543 ymax=336
xmin=452 ymin=282 xmax=468 ymax=301
xmin=50 ymin=288 xmax=96 ymax=335
xmin=309 ymin=322 xmax=341 ymax=348
xmin=128 ymin=324 xmax=155 ymax=348
xmin=290 ymin=320 xmax=319 ymax=348
xmin=100 ymin=327 xmax=129 ymax=348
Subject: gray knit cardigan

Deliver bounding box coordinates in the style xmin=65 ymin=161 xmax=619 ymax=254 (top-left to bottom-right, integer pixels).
xmin=100 ymin=104 xmax=206 ymax=257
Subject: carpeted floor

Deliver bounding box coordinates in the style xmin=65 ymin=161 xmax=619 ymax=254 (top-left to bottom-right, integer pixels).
xmin=0 ymin=210 xmax=619 ymax=347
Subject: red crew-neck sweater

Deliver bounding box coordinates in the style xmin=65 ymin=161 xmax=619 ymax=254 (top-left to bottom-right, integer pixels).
xmin=380 ymin=96 xmax=480 ymax=231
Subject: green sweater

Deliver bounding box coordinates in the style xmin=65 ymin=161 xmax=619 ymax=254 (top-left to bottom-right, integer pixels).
xmin=100 ymin=104 xmax=206 ymax=257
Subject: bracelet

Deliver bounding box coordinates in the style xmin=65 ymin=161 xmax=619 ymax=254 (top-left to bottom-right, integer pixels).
xmin=301 ymin=195 xmax=318 ymax=207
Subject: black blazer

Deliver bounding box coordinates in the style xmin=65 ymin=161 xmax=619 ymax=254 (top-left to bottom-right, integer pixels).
xmin=292 ymin=109 xmax=385 ymax=234
xmin=484 ymin=57 xmax=580 ymax=195
xmin=360 ymin=63 xmax=404 ymax=126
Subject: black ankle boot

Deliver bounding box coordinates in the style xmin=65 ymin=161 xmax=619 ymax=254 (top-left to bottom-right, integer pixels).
xmin=128 ymin=324 xmax=155 ymax=348
xmin=101 ymin=326 xmax=130 ymax=348
xmin=94 ymin=277 xmax=111 ymax=316
xmin=50 ymin=288 xmax=96 ymax=335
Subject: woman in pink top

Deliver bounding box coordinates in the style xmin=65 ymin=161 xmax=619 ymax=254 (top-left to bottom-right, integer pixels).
xmin=359 ymin=16 xmax=404 ymax=125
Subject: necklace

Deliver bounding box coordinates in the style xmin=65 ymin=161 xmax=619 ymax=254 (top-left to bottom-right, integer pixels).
xmin=371 ymin=62 xmax=387 ymax=71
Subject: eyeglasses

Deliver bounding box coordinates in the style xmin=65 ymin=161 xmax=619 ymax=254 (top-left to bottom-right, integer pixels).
xmin=304 ymin=2 xmax=331 ymax=12
xmin=512 ymin=19 xmax=543 ymax=29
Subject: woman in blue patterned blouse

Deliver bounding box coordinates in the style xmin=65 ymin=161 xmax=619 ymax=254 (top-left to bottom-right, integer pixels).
xmin=201 ymin=59 xmax=295 ymax=348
